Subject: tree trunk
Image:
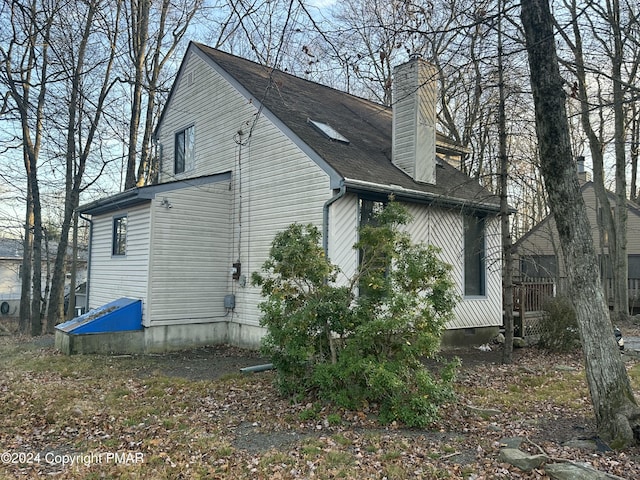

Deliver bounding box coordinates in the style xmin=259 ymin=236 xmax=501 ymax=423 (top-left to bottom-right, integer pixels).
xmin=30 ymin=188 xmax=43 ymax=336
xmin=560 ymin=0 xmax=629 ymax=322
xmin=134 ymin=0 xmax=202 ymax=186
xmin=497 ymin=0 xmax=514 ymax=364
xmin=630 ymin=104 xmax=638 ymax=202
xmin=521 ymin=0 xmax=640 ymax=447
xmin=125 ymin=0 xmax=150 ymax=190
xmin=609 ymin=0 xmax=629 ymax=324
xmin=67 ymin=210 xmax=79 ymax=320
xmin=19 ymin=191 xmax=33 ymax=334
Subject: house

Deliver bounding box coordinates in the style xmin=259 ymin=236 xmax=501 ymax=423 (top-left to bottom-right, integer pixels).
xmin=70 ymin=42 xmax=503 ymax=354
xmin=515 ymin=162 xmax=640 ymax=310
xmin=0 ymin=237 xmax=22 ymax=317
xmin=0 ymin=237 xmax=87 ymax=318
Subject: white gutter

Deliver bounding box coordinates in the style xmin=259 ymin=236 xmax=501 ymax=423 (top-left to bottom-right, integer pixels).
xmin=342 ymin=178 xmax=503 ymax=213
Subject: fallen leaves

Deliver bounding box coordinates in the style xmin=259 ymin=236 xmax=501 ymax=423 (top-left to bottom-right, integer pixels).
xmin=0 ymin=340 xmax=639 ymax=479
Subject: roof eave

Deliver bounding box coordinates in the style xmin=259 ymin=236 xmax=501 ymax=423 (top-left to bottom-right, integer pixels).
xmin=80 ymin=172 xmax=233 ymax=216
xmin=342 ymin=178 xmax=504 ymax=214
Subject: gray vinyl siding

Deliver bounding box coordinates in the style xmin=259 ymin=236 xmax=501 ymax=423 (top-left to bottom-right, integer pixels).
xmin=404 ymin=204 xmax=502 ymax=329
xmin=231 ymin=128 xmax=330 ymax=327
xmin=328 ymin=199 xmax=501 ymax=329
xmin=516 ymin=183 xmax=640 ymax=280
xmin=156 ymin=49 xmax=332 ymax=329
xmin=156 ymin=50 xmax=255 ymax=181
xmin=88 ymin=204 xmax=151 ymax=313
xmin=328 ymin=194 xmax=359 ymax=286
xmin=146 ymin=181 xmax=232 ymax=325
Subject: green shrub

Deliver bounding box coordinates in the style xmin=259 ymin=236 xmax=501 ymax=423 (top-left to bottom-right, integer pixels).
xmin=539 ymin=295 xmax=580 ymax=352
xmin=252 ymin=201 xmax=459 ymax=427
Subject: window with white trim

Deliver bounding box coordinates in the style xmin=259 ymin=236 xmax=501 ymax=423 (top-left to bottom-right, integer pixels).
xmin=112 ymin=215 xmax=127 ymax=256
xmin=175 ymin=125 xmax=194 ymax=174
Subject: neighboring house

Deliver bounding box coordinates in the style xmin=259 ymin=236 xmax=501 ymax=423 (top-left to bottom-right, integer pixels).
xmin=515 ymin=165 xmax=640 ymax=309
xmin=77 ymin=42 xmax=503 ymax=352
xmin=0 ymin=237 xmax=88 ymax=318
xmin=0 ymin=237 xmax=22 ymax=317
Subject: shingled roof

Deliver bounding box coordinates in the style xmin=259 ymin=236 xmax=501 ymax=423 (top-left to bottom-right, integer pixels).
xmin=187 ymin=43 xmax=500 ymax=212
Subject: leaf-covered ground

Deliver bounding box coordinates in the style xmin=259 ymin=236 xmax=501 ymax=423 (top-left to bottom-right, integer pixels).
xmin=0 ymin=331 xmax=639 ymax=479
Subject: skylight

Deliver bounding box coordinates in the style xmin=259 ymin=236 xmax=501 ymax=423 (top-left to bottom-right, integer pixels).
xmin=308 ymin=118 xmax=350 ymax=144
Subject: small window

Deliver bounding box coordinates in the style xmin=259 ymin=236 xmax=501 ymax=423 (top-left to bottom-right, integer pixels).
xmin=175 ymin=125 xmax=194 ymax=174
xmin=464 ymin=214 xmax=486 ymax=296
xmin=359 ymin=198 xmax=386 ymax=227
xmin=112 ymin=215 xmax=127 ymax=256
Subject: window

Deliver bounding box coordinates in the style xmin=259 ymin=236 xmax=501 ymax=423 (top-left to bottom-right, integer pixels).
xmin=112 ymin=215 xmax=127 ymax=256
xmin=464 ymin=215 xmax=485 ymax=296
xmin=174 ymin=125 xmax=194 ymax=174
xmin=359 ymin=198 xmax=386 ymax=227
xmin=520 ymin=255 xmax=558 ymax=279
xmin=358 ymin=198 xmax=387 ymax=296
xmin=628 ymin=255 xmax=640 ymax=279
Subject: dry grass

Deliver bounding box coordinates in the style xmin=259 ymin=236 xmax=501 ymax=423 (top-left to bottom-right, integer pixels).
xmin=0 ymin=334 xmax=639 ymax=479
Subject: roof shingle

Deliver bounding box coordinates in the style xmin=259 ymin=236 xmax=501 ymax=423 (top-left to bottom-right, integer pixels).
xmin=194 ymin=42 xmax=500 ymax=212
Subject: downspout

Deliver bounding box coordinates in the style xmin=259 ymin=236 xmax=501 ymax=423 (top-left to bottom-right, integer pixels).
xmin=79 ymin=213 xmax=93 ymax=313
xmin=323 ymin=184 xmax=347 ymax=257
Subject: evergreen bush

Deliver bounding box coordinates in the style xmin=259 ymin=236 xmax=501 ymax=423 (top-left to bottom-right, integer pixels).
xmin=252 ymin=201 xmax=459 ymax=427
xmin=539 ymin=295 xmax=580 ymax=352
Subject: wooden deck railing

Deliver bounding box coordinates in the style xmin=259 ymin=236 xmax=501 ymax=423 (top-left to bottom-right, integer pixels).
xmin=509 ymin=277 xmax=640 ymax=337
xmin=514 ymin=277 xmax=640 ymax=314
xmin=509 ymin=281 xmax=555 ymax=337
xmin=512 ymin=281 xmax=556 ymax=315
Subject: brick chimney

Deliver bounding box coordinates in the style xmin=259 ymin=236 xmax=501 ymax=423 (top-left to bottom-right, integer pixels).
xmin=392 ymin=55 xmax=438 ymax=184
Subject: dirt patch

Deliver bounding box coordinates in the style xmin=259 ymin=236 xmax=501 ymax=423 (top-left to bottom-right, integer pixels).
xmin=129 ymin=345 xmax=270 ymax=381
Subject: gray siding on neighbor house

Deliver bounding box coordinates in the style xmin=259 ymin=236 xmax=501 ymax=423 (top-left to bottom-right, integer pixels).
xmin=516 ymin=183 xmax=640 ymax=280
xmin=0 ymin=259 xmax=21 ymax=299
xmin=88 ymin=204 xmax=151 ymax=313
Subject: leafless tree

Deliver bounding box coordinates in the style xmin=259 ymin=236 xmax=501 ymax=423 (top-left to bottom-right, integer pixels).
xmin=521 ymin=0 xmax=640 ymax=447
xmin=123 ymin=0 xmax=203 ymax=189
xmin=44 ymin=0 xmax=124 ymax=331
xmin=496 ymin=0 xmax=514 ymax=363
xmin=554 ymin=0 xmax=640 ymax=322
xmin=0 ymin=0 xmax=59 ymax=334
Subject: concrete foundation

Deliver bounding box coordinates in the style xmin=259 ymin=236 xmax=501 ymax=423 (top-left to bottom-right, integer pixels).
xmin=55 ymin=329 xmax=145 ymax=355
xmin=55 ymin=320 xmax=500 ymax=355
xmin=143 ymin=322 xmax=233 ymax=353
xmin=441 ymin=326 xmax=500 ymax=347
xmin=227 ymin=322 xmax=266 ymax=349
xmin=55 ymin=320 xmax=265 ymax=355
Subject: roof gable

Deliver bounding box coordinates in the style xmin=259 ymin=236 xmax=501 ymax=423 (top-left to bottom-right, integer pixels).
xmin=515 ymin=181 xmax=640 ymax=248
xmin=158 ymin=42 xmax=500 ymax=213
